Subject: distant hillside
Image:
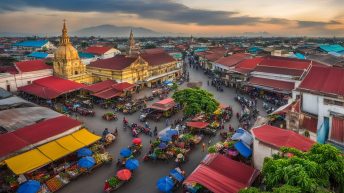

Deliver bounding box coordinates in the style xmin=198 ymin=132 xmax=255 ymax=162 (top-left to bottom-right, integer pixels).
xmin=73 ymin=25 xmax=162 ymax=37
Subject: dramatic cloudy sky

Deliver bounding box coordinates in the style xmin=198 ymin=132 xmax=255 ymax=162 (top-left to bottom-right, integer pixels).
xmin=0 ymin=0 xmax=343 ymax=36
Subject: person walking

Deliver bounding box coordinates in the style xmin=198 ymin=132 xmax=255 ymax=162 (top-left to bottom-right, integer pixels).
xmin=202 ymin=143 xmax=206 ymax=152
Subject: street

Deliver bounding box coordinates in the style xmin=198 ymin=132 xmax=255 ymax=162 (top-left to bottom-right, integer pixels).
xmin=59 ymin=63 xmax=267 ymax=193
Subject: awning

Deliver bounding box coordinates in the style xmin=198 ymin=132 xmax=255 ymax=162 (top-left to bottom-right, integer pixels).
xmin=72 ymin=129 xmax=101 ymax=146
xmin=5 ymin=149 xmax=51 ymax=175
xmin=92 ymin=88 xmax=121 ymax=99
xmin=56 ymin=135 xmax=85 ymax=152
xmin=37 ymin=141 xmax=71 ymax=161
xmin=234 ymin=141 xmax=252 ymax=158
xmin=186 ymin=122 xmax=209 ymax=129
xmin=149 ymin=98 xmax=176 ymax=111
xmin=248 ymin=77 xmax=295 ymax=93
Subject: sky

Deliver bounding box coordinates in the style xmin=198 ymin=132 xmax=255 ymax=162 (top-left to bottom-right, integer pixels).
xmin=0 ymin=0 xmax=343 ymax=36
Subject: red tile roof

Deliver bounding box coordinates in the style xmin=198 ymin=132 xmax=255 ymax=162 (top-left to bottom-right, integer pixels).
xmin=141 ymin=52 xmax=176 ymax=66
xmin=88 ymin=55 xmax=137 ymax=70
xmin=184 ymin=153 xmax=259 ymax=193
xmin=205 ymin=52 xmax=224 ymax=62
xmin=235 ymin=57 xmax=264 ymax=70
xmin=15 ymin=59 xmax=51 ymax=73
xmin=215 ymin=53 xmax=250 ymax=67
xmin=84 ymin=80 xmax=117 ymax=93
xmin=259 ymin=56 xmax=311 ymax=70
xmin=149 ymin=98 xmax=176 ymax=111
xmin=84 ymin=46 xmax=113 ymax=55
xmin=254 ymin=66 xmax=305 ymax=77
xmin=252 ymin=125 xmax=315 ymax=151
xmin=13 ymin=116 xmax=81 ymax=145
xmin=18 ymin=76 xmax=85 ymax=99
xmin=298 ymin=66 xmax=344 ymax=96
xmin=112 ymin=82 xmax=136 ymax=91
xmin=141 ymin=48 xmax=165 ymax=54
xmin=249 ymin=77 xmax=295 ymax=92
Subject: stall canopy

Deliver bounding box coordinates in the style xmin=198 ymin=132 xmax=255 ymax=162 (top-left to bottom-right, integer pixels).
xmin=83 ymin=80 xmax=117 ymax=93
xmin=0 ymin=133 xmax=29 ymax=158
xmin=248 ymin=77 xmax=295 ymax=93
xmin=92 ymin=88 xmax=121 ymax=100
xmin=112 ymin=82 xmax=135 ymax=92
xmin=13 ymin=116 xmax=82 ymax=145
xmin=184 ymin=154 xmax=259 ymax=193
xmin=234 ymin=141 xmax=252 ymax=158
xmin=18 ymin=76 xmax=85 ymax=99
xmin=72 ymin=129 xmax=101 ymax=146
xmin=149 ymin=98 xmax=176 ymax=111
xmin=5 ymin=149 xmax=51 ymax=175
xmin=186 ymin=122 xmax=209 ymax=129
xmin=56 ymin=135 xmax=85 ymax=152
xmin=37 ymin=141 xmax=70 ymax=161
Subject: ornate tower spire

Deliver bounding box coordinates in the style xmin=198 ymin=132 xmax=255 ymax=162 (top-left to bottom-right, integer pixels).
xmin=128 ymin=29 xmax=135 ymax=55
xmin=60 ymin=19 xmax=70 ymax=45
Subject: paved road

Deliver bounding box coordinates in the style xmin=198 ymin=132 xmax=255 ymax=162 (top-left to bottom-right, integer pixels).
xmin=59 ymin=63 xmax=266 ymax=193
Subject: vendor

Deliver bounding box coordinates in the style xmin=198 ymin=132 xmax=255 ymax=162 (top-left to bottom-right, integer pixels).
xmin=102 ymin=128 xmax=110 ymax=137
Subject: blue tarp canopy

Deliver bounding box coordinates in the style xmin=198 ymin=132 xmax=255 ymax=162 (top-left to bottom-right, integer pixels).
xmin=170 ymin=169 xmax=184 ymax=182
xmin=231 ymin=129 xmax=253 ymax=146
xmin=248 ymin=47 xmax=263 ymax=53
xmin=319 ymin=44 xmax=344 ymax=53
xmin=293 ymin=53 xmax=306 ymax=59
xmin=234 ymin=141 xmax=252 ymax=158
xmin=27 ymin=52 xmax=48 ymax=58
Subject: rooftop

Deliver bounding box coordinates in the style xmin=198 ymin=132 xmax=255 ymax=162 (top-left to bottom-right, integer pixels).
xmin=15 ymin=59 xmax=51 ymax=73
xmin=14 ymin=40 xmax=49 ymax=48
xmin=88 ymin=55 xmax=137 ymax=70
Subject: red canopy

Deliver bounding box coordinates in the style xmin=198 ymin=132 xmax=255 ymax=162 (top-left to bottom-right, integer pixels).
xmin=0 ymin=133 xmax=29 ymax=158
xmin=92 ymin=88 xmax=121 ymax=99
xmin=13 ymin=116 xmax=81 ymax=144
xmin=83 ymin=80 xmax=117 ymax=93
xmin=184 ymin=154 xmax=259 ymax=193
xmin=186 ymin=122 xmax=209 ymax=129
xmin=116 ymin=169 xmax=132 ymax=180
xmin=112 ymin=82 xmax=135 ymax=91
xmin=18 ymin=76 xmax=85 ymax=99
xmin=149 ymin=98 xmax=176 ymax=111
xmin=248 ymin=77 xmax=295 ymax=92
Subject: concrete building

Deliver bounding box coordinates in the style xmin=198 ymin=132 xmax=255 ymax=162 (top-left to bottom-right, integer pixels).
xmin=84 ymin=46 xmax=121 ymax=59
xmin=251 ymin=124 xmax=315 ymax=170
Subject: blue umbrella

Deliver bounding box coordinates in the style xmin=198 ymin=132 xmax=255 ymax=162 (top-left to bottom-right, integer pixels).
xmin=160 ymin=135 xmax=172 ymax=142
xmin=157 ymin=176 xmax=174 ymax=192
xmin=17 ymin=180 xmax=40 ymax=193
xmin=125 ymin=159 xmax=139 ymax=170
xmin=166 ymin=129 xmax=178 ymax=136
xmin=120 ymin=148 xmax=132 ymax=157
xmin=158 ymin=142 xmax=168 ymax=149
xmin=77 ymin=147 xmax=93 ymax=157
xmin=78 ymin=156 xmax=95 ymax=169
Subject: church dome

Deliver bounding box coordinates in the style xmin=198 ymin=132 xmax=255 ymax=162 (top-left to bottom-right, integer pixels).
xmin=54 ymin=44 xmax=79 ymax=60
xmin=54 ymin=20 xmax=79 ymax=60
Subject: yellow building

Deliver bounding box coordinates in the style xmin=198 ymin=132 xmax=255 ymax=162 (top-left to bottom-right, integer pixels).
xmin=53 ymin=20 xmax=92 ymax=84
xmin=87 ymin=52 xmax=181 ymax=87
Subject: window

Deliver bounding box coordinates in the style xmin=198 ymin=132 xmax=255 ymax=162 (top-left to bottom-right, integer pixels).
xmin=324 ymin=98 xmax=344 ymax=106
xmin=75 ymin=71 xmax=78 ymax=75
xmin=27 ymin=81 xmax=32 ymax=84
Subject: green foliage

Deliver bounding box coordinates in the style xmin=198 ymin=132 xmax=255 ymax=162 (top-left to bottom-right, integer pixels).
xmin=239 ymin=187 xmax=262 ymax=193
xmin=207 ymin=146 xmax=216 ymax=153
xmin=171 ymin=82 xmax=179 ymax=91
xmin=261 ymin=144 xmax=343 ymax=193
xmin=172 ymin=88 xmax=219 ymax=116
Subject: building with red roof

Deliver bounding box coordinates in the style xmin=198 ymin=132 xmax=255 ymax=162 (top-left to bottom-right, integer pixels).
xmin=18 ymin=76 xmax=85 ymax=99
xmin=213 ymin=53 xmax=251 ymax=71
xmin=184 ymin=153 xmax=259 ymax=193
xmin=0 ymin=59 xmax=53 ymax=92
xmin=251 ymin=124 xmax=315 ymax=169
xmin=14 ymin=60 xmax=51 ymax=73
xmin=294 ymin=66 xmax=344 ymax=149
xmin=141 ymin=52 xmax=176 ymax=66
xmin=84 ymin=46 xmax=121 ymax=59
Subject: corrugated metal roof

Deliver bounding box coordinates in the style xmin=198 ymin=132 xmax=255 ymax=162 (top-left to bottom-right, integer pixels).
xmin=27 ymin=52 xmax=48 ymax=58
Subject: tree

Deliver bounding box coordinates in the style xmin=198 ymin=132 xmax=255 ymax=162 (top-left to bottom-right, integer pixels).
xmin=260 ymin=144 xmax=344 ymax=193
xmin=172 ymin=88 xmax=219 ymax=116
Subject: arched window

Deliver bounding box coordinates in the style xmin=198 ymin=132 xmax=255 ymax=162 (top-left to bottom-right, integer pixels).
xmin=75 ymin=71 xmax=78 ymax=75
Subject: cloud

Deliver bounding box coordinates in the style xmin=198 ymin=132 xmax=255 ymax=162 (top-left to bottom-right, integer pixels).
xmin=297 ymin=20 xmax=342 ymax=28
xmin=0 ymin=0 xmax=296 ymax=26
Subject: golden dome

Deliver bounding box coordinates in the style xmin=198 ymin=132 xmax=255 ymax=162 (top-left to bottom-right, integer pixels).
xmin=55 ymin=44 xmax=79 ymax=60
xmin=54 ymin=20 xmax=80 ymax=60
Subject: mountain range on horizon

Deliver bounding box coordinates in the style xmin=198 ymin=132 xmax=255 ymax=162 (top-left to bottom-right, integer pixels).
xmin=0 ymin=24 xmax=277 ymax=38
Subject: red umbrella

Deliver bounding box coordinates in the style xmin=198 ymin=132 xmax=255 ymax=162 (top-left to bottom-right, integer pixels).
xmin=132 ymin=138 xmax=142 ymax=145
xmin=116 ymin=169 xmax=132 ymax=180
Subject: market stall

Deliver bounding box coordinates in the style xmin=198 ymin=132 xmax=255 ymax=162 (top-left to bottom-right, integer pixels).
xmin=145 ymin=98 xmax=180 ymax=118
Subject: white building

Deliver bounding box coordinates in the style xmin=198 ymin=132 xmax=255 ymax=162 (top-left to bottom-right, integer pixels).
xmin=0 ymin=60 xmax=52 ymax=92
xmin=13 ymin=40 xmax=55 ymax=52
xmin=295 ymin=66 xmax=344 ymax=149
xmin=84 ymin=46 xmax=121 ymax=59
xmin=251 ymin=124 xmax=315 ymax=170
